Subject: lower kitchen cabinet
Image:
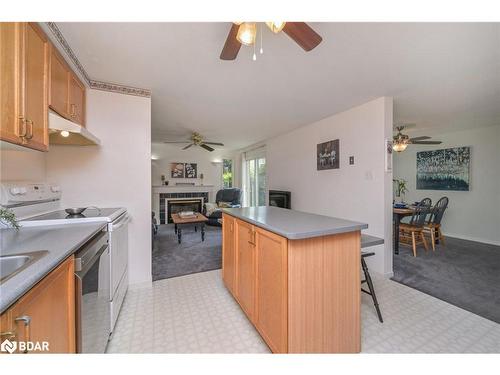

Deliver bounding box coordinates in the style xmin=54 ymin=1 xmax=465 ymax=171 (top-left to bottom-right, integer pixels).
xmin=0 ymin=256 xmax=75 ymax=354
xmin=255 ymin=227 xmax=288 ymax=353
xmin=222 ymin=214 xmax=236 ymax=294
xmin=235 ymin=218 xmax=256 ymax=321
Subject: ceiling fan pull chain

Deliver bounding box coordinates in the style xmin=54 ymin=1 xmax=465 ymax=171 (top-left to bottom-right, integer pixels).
xmin=260 ymin=23 xmax=264 ymax=54
xmin=253 ymin=34 xmax=257 ymax=61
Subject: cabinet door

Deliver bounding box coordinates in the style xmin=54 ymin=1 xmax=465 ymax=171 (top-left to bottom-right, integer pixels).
xmin=10 ymin=256 xmax=75 ymax=353
xmin=0 ymin=22 xmax=23 ymax=145
xmin=255 ymin=228 xmax=288 ymax=353
xmin=222 ymin=214 xmax=236 ymax=293
xmin=22 ymin=23 xmax=49 ymax=151
xmin=68 ymin=73 xmax=85 ymax=126
xmin=235 ymin=219 xmax=256 ymax=320
xmin=49 ymin=45 xmax=69 ymax=118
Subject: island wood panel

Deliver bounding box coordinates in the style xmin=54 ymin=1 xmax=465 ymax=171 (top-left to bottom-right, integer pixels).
xmin=10 ymin=256 xmax=76 ymax=353
xmin=287 ymin=231 xmax=361 ymax=353
xmin=235 ymin=218 xmax=256 ymax=321
xmin=222 ymin=214 xmax=236 ymax=294
xmin=254 ymin=227 xmax=288 ymax=353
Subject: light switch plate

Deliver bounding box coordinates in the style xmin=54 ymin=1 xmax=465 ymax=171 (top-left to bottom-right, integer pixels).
xmin=349 ymin=156 xmax=355 ymax=165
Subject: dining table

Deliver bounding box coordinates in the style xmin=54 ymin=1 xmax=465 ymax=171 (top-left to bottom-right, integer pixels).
xmin=393 ymin=207 xmax=415 ymax=255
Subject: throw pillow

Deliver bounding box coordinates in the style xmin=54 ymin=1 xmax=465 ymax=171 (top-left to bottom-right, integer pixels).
xmin=205 ymin=202 xmax=219 ymax=217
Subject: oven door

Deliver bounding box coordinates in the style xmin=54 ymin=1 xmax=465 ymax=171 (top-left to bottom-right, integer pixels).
xmin=75 ymin=242 xmax=111 ymax=353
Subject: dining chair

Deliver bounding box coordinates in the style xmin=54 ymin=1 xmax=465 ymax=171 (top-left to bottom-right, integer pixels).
xmin=424 ymin=196 xmax=449 ymax=251
xmin=399 ymin=205 xmax=430 ymax=256
xmin=418 ymin=197 xmax=432 ymax=207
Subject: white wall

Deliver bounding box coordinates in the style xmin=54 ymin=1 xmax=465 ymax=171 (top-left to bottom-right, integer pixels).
xmin=267 ymin=97 xmax=394 ymax=276
xmin=0 ymin=147 xmax=46 ymax=181
xmin=393 ymin=125 xmax=500 ymax=245
xmin=46 ymin=89 xmax=152 ymax=285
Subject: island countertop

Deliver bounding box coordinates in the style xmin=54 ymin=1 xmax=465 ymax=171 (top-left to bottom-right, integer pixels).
xmin=222 ymin=206 xmax=368 ymax=240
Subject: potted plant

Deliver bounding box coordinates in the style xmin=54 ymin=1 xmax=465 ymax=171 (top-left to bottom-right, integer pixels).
xmin=393 ymin=178 xmax=408 ymax=203
xmin=0 ymin=207 xmax=20 ymax=229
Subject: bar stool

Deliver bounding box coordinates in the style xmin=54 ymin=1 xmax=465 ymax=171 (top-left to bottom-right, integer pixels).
xmin=361 ymin=252 xmax=383 ymax=323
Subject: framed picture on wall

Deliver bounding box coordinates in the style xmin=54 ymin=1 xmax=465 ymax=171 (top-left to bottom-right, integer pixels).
xmin=317 ymin=139 xmax=340 ymax=170
xmin=385 ymin=139 xmax=393 ymax=172
xmin=416 ymin=146 xmax=470 ymax=191
xmin=171 ymin=163 xmax=185 ymax=178
xmin=184 ymin=163 xmax=197 ymax=178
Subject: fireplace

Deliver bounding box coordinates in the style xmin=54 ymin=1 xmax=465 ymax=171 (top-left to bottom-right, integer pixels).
xmin=269 ymin=190 xmax=291 ymax=209
xmin=167 ymin=199 xmax=203 ymax=223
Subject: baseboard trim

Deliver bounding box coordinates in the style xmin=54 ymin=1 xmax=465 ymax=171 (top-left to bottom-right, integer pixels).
xmin=443 ymin=233 xmax=500 ymax=247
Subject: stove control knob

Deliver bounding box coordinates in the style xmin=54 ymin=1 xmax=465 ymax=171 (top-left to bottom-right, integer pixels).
xmin=10 ymin=187 xmax=21 ymax=195
xmin=19 ymin=187 xmax=28 ymax=195
xmin=50 ymin=186 xmax=61 ymax=193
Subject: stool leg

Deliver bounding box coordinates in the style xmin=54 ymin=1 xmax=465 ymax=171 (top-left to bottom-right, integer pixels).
xmin=361 ymin=257 xmax=383 ymax=323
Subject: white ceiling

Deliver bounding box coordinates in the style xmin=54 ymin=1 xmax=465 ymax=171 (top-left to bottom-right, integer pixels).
xmin=57 ymin=22 xmax=500 ymax=150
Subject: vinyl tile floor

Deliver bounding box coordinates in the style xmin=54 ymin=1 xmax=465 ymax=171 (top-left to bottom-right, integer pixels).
xmin=106 ymin=269 xmax=500 ymax=353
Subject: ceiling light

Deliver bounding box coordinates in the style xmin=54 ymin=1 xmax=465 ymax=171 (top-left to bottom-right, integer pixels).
xmin=237 ymin=22 xmax=257 ymax=46
xmin=266 ymin=21 xmax=286 ymax=33
xmin=393 ymin=142 xmax=408 ymax=152
xmin=60 ymin=130 xmax=70 ymax=137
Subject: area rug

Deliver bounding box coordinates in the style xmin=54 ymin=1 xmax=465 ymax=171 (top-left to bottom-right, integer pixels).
xmin=152 ymin=224 xmax=222 ymax=281
xmin=392 ymin=236 xmax=500 ymax=323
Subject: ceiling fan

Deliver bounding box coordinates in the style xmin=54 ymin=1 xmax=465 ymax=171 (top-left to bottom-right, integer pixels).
xmin=393 ymin=125 xmax=442 ymax=152
xmin=164 ymin=132 xmax=224 ymax=152
xmin=220 ymin=22 xmax=322 ymax=60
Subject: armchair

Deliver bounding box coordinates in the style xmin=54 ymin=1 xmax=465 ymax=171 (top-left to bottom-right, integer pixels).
xmin=204 ymin=188 xmax=242 ymax=226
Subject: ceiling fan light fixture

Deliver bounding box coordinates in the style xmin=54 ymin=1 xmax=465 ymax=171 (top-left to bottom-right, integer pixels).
xmin=393 ymin=142 xmax=408 ymax=152
xmin=265 ymin=21 xmax=286 ymax=33
xmin=236 ymin=22 xmax=257 ymax=46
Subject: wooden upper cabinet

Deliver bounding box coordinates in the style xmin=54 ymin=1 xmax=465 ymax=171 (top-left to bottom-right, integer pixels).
xmin=22 ymin=23 xmax=49 ymax=151
xmin=222 ymin=214 xmax=236 ymax=294
xmin=68 ymin=73 xmax=85 ymax=126
xmin=49 ymin=46 xmax=70 ymax=118
xmin=255 ymin=228 xmax=288 ymax=353
xmin=0 ymin=22 xmax=48 ymax=151
xmin=235 ymin=219 xmax=256 ymax=321
xmin=9 ymin=256 xmax=75 ymax=353
xmin=0 ymin=23 xmax=22 ymax=144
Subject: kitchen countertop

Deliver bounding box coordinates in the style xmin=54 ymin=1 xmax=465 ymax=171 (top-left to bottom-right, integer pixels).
xmin=0 ymin=222 xmax=106 ymax=313
xmin=222 ymin=206 xmax=368 ymax=240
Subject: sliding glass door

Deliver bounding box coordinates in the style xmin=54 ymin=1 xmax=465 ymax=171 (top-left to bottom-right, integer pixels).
xmin=245 ymin=157 xmax=266 ymax=207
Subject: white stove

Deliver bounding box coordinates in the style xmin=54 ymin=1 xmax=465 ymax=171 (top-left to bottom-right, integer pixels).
xmin=1 ymin=181 xmax=129 ymax=337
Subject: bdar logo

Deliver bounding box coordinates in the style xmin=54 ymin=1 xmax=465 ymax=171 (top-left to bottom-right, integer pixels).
xmin=1 ymin=339 xmax=17 ymax=354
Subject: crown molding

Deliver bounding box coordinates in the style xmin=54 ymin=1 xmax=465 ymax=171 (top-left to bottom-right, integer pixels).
xmin=45 ymin=22 xmax=151 ymax=98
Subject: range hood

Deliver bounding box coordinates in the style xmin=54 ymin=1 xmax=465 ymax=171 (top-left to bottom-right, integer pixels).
xmin=48 ymin=111 xmax=101 ymax=146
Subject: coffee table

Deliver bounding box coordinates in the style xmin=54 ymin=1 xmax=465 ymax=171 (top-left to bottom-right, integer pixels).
xmin=171 ymin=213 xmax=209 ymax=244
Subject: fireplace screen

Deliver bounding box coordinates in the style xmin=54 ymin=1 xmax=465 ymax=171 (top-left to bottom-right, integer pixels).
xmin=167 ymin=199 xmax=202 ymax=223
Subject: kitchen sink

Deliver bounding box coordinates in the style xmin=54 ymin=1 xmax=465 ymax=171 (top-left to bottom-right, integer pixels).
xmin=0 ymin=251 xmax=49 ymax=284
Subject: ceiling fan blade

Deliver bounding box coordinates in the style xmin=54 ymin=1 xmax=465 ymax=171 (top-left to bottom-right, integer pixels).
xmin=203 ymin=142 xmax=224 ymax=146
xmin=220 ymin=24 xmax=242 ymax=60
xmin=282 ymin=22 xmax=322 ymax=51
xmin=411 ymin=141 xmax=443 ymax=145
xmin=164 ymin=141 xmax=190 ymax=144
xmin=200 ymin=143 xmax=215 ymax=152
xmin=182 ymin=144 xmax=194 ymax=150
xmin=409 ymin=136 xmax=431 ymax=141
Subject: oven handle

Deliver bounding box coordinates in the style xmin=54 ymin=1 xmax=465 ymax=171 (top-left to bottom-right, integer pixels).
xmin=111 ymin=214 xmax=130 ymax=230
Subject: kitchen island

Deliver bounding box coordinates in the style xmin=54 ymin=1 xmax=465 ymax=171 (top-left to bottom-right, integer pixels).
xmin=221 ymin=206 xmax=368 ymax=353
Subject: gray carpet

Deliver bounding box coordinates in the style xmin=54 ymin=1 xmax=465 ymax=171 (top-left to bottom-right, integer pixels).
xmin=152 ymin=224 xmax=222 ymax=281
xmin=392 ymin=236 xmax=500 ymax=323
